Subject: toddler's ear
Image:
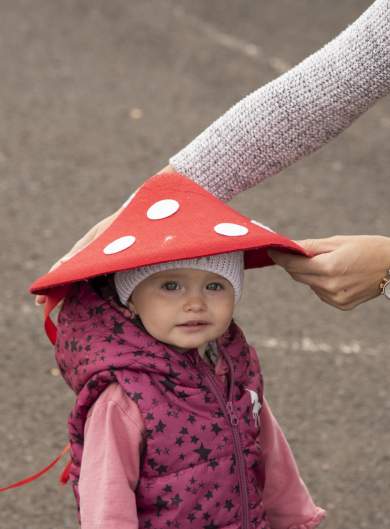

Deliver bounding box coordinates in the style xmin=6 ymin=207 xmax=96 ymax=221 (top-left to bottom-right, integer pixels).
xmin=127 ymin=300 xmax=137 ymax=319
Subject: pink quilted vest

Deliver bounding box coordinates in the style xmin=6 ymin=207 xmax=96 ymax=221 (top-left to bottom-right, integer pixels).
xmin=56 ymin=282 xmax=271 ymax=529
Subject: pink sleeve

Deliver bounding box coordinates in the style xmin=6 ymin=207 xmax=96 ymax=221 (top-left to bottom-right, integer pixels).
xmin=79 ymin=383 xmax=144 ymax=529
xmin=259 ymin=398 xmax=326 ymax=529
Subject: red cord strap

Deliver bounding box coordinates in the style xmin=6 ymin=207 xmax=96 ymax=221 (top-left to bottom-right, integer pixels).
xmin=44 ymin=286 xmax=70 ymax=345
xmin=0 ymin=287 xmax=75 ymax=492
xmin=0 ymin=444 xmax=70 ymax=492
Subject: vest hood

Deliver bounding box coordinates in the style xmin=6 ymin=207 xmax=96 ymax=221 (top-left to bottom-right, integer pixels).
xmin=56 ymin=281 xmax=248 ymax=396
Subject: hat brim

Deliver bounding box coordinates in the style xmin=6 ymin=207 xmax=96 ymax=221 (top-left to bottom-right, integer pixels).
xmin=30 ymin=172 xmax=308 ymax=296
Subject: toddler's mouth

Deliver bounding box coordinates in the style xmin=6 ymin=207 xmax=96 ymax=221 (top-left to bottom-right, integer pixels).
xmin=177 ymin=320 xmax=209 ymax=327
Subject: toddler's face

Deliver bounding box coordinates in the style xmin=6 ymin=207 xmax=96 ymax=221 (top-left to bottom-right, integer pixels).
xmin=128 ymin=268 xmax=235 ymax=352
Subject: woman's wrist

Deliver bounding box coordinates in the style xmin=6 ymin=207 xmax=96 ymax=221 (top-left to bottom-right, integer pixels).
xmin=378 ymin=236 xmax=390 ymax=293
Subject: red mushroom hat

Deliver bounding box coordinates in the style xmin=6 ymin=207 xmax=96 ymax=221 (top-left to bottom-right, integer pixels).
xmin=30 ymin=171 xmax=307 ymax=343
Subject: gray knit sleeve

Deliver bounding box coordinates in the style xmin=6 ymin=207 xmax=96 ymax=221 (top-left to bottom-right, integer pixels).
xmin=170 ymin=0 xmax=390 ymax=202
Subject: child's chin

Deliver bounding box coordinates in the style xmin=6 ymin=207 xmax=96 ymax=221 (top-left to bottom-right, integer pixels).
xmin=165 ymin=338 xmax=208 ymax=352
xmin=173 ymin=342 xmax=204 ymax=352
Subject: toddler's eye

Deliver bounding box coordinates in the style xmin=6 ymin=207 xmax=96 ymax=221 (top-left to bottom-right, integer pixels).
xmin=162 ymin=281 xmax=180 ymax=291
xmin=207 ymin=282 xmax=224 ymax=291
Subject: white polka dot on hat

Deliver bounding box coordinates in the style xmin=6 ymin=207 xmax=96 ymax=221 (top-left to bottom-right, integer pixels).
xmin=114 ymin=251 xmax=244 ymax=305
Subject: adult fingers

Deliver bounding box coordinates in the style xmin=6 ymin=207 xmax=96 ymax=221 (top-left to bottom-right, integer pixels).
xmin=294 ymin=237 xmax=341 ymax=256
xmin=267 ymin=249 xmax=331 ymax=276
xmin=35 ymin=294 xmax=46 ymax=306
xmin=310 ymin=283 xmax=380 ymax=310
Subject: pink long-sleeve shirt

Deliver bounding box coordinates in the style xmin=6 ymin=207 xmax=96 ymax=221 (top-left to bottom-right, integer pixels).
xmin=79 ymin=357 xmax=325 ymax=529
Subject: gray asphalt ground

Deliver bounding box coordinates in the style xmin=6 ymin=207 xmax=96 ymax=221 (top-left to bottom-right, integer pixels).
xmin=0 ymin=1 xmax=389 ymax=528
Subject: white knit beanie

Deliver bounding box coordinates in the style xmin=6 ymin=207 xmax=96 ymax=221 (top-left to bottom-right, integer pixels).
xmin=114 ymin=251 xmax=244 ymax=305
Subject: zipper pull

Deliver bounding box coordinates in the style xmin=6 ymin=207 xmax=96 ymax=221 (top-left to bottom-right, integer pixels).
xmin=226 ymin=401 xmax=239 ymax=426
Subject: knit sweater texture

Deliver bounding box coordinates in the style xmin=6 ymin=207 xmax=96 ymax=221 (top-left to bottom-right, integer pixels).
xmin=170 ymin=0 xmax=390 ymax=202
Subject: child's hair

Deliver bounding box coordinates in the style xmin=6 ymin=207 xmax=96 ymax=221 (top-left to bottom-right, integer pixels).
xmin=114 ymin=251 xmax=245 ymax=306
xmin=90 ymin=274 xmax=145 ymax=329
xmin=90 ymin=274 xmax=120 ymax=305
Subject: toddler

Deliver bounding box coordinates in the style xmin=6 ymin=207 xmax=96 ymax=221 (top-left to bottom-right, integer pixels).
xmin=30 ymin=171 xmax=325 ymax=529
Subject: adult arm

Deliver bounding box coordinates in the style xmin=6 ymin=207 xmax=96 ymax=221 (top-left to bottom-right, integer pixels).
xmin=170 ymin=0 xmax=390 ymax=201
xmin=35 ymin=1 xmax=390 ymax=305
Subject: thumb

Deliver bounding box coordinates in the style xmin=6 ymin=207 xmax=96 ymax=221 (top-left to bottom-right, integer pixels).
xmin=294 ymin=238 xmax=335 ymax=257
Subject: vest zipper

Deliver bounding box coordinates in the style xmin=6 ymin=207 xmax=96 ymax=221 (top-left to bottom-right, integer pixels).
xmin=194 ymin=353 xmax=250 ymax=529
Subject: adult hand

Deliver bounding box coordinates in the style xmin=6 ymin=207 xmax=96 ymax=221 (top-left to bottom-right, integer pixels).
xmin=34 ymin=165 xmax=174 ymax=306
xmin=34 ymin=210 xmax=121 ymax=305
xmin=268 ymin=235 xmax=390 ymax=310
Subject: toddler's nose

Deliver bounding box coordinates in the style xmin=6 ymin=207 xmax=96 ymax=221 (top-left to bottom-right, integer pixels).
xmin=183 ymin=294 xmax=206 ymax=312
